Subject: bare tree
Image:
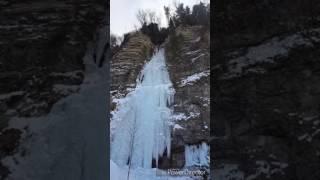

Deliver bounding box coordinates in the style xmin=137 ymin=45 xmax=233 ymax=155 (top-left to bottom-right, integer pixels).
xmin=136 ymin=9 xmax=148 ymax=26
xmin=136 ymin=9 xmax=162 ymax=27
xmin=147 ymin=10 xmax=156 ymax=23
xmin=164 ymin=6 xmax=171 ymax=25
xmin=110 ymin=34 xmax=118 ymax=48
xmin=173 ymin=0 xmax=180 ymax=9
xmin=156 ymin=15 xmax=161 ymax=26
xmin=134 ymin=24 xmax=139 ymax=32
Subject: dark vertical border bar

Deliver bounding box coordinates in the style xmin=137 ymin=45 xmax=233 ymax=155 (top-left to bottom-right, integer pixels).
xmin=106 ymin=0 xmax=111 ymax=179
xmin=210 ymin=1 xmax=214 ymax=179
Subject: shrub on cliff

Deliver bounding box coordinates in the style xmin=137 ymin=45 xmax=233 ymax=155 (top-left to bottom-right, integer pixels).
xmin=140 ymin=23 xmax=168 ymax=45
xmin=165 ymin=31 xmax=184 ymax=61
xmin=168 ymin=2 xmax=210 ymax=28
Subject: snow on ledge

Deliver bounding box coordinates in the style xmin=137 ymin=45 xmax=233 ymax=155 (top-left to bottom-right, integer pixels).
xmin=191 ymin=37 xmax=201 ymax=43
xmin=0 ymin=91 xmax=24 ymax=101
xmin=173 ymin=124 xmax=184 ymax=131
xmin=53 ymin=84 xmax=79 ymax=95
xmin=171 ymin=112 xmax=200 ymax=121
xmin=224 ymin=28 xmax=320 ymax=78
xmin=50 ymin=70 xmax=83 ymax=79
xmin=246 ymin=160 xmax=288 ymax=180
xmin=191 ymin=53 xmax=206 ymax=63
xmin=186 ymin=49 xmax=202 ymax=55
xmin=179 ymin=70 xmax=210 ymax=87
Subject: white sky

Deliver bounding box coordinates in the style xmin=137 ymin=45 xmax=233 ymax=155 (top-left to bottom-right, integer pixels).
xmin=111 ymin=0 xmax=205 ymax=37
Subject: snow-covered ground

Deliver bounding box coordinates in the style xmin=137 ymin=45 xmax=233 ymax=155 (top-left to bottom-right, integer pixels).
xmin=111 ymin=160 xmax=200 ymax=180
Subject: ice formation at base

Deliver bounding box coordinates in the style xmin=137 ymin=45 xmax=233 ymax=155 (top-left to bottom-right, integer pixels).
xmin=111 ymin=48 xmax=175 ymax=169
xmin=185 ymin=142 xmax=210 ymax=167
xmin=111 ymin=160 xmax=197 ymax=180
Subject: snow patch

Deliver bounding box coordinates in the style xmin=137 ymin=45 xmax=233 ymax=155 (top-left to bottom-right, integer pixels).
xmin=171 ymin=113 xmax=188 ymax=121
xmin=50 ymin=70 xmax=83 ymax=79
xmin=0 ymin=91 xmax=24 ymax=101
xmin=191 ymin=37 xmax=201 ymax=43
xmin=224 ymin=29 xmax=320 ymax=78
xmin=191 ymin=54 xmax=206 ymax=63
xmin=246 ymin=160 xmax=288 ymax=180
xmin=179 ymin=70 xmax=210 ymax=87
xmin=186 ymin=49 xmax=202 ymax=55
xmin=213 ymin=164 xmax=244 ymax=180
xmin=173 ymin=124 xmax=184 ymax=130
xmin=171 ymin=112 xmax=200 ymax=121
xmin=53 ymin=84 xmax=79 ymax=95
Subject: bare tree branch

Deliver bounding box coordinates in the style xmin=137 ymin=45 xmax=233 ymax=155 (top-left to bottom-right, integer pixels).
xmin=136 ymin=9 xmax=147 ymax=26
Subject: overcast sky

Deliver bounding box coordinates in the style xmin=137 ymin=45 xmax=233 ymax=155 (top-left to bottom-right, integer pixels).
xmin=111 ymin=0 xmax=205 ymax=37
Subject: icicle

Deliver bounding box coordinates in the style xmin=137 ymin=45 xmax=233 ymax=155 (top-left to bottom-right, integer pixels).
xmin=184 ymin=142 xmax=210 ymax=167
xmin=111 ymin=48 xmax=175 ymax=169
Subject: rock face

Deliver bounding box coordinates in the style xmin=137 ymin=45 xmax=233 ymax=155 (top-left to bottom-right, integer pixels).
xmin=213 ymin=1 xmax=320 ymax=179
xmin=110 ymin=32 xmax=154 ymax=109
xmin=0 ymin=0 xmax=107 ymax=179
xmin=164 ymin=26 xmax=210 ymax=168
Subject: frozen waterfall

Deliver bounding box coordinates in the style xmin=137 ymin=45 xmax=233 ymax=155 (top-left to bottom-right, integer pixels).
xmin=185 ymin=142 xmax=210 ymax=167
xmin=111 ymin=48 xmax=175 ymax=169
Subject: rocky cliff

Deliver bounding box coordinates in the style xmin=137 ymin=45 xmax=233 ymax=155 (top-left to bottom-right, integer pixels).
xmin=0 ymin=0 xmax=108 ymax=179
xmin=110 ymin=25 xmax=210 ymax=173
xmin=110 ymin=32 xmax=154 ymax=111
xmin=164 ymin=25 xmax=210 ymax=168
xmin=213 ymin=1 xmax=320 ymax=179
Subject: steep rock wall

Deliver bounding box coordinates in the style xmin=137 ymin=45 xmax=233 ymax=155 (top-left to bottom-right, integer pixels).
xmin=110 ymin=32 xmax=154 ymax=110
xmin=164 ymin=25 xmax=210 ymax=168
xmin=213 ymin=1 xmax=320 ymax=179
